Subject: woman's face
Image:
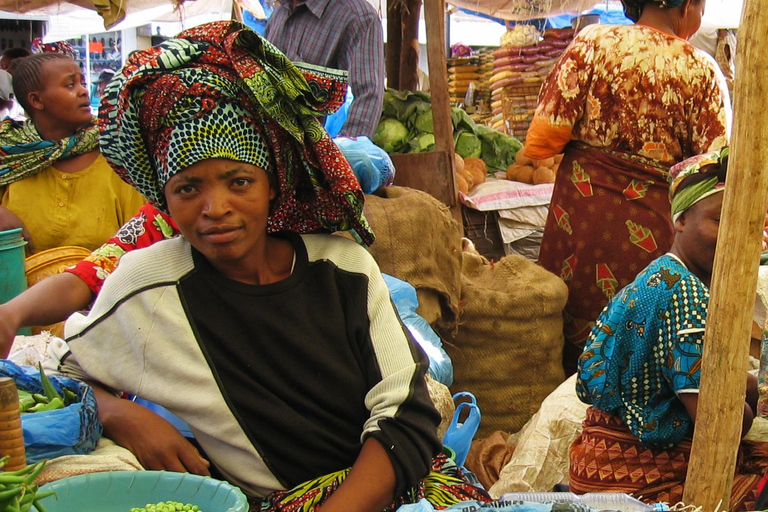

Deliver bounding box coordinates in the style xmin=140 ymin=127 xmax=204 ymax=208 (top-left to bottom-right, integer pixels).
xmin=33 ymin=59 xmax=92 ymax=131
xmin=674 ymin=191 xmax=722 ymax=282
xmin=165 ymin=158 xmax=276 ymax=271
xmin=679 ymin=0 xmax=706 ymax=40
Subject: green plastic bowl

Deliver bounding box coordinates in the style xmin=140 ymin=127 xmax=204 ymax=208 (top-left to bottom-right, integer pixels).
xmin=31 ymin=471 xmax=249 ymax=512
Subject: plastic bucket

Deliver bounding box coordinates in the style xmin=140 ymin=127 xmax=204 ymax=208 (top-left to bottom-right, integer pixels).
xmin=0 ymin=228 xmax=30 ymax=335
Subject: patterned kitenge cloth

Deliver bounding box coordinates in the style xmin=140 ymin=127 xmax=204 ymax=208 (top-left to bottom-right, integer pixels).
xmin=255 ymin=453 xmax=491 ymax=512
xmin=30 ymin=38 xmax=76 ymax=58
xmin=98 ymin=20 xmax=374 ymax=246
xmin=668 ymin=147 xmax=728 ymax=222
xmin=570 ymin=408 xmax=768 ymax=511
xmin=0 ymin=119 xmax=99 ymax=187
xmin=525 ymin=24 xmax=730 ymax=361
xmin=576 ymin=253 xmax=708 ymax=448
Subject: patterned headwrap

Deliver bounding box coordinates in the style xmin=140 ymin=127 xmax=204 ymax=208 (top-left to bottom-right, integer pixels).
xmin=0 ymin=119 xmax=99 ymax=186
xmin=30 ymin=38 xmax=76 ymax=59
xmin=620 ymin=0 xmax=684 ymax=22
xmin=99 ymin=21 xmax=374 ymax=246
xmin=668 ymin=146 xmax=728 ymax=222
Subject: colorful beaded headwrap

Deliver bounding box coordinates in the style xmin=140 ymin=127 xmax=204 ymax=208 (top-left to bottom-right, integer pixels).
xmin=620 ymin=0 xmax=684 ymax=22
xmin=99 ymin=20 xmax=374 ymax=246
xmin=668 ymin=146 xmax=728 ymax=222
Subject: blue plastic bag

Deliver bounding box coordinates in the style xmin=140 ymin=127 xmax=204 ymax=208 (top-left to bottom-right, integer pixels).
xmin=335 ymin=136 xmax=396 ymax=194
xmin=384 ymin=274 xmax=453 ymax=386
xmin=0 ymin=360 xmax=102 ymax=462
xmin=324 ymin=87 xmax=353 ymax=138
xmin=396 ymin=498 xmax=597 ymax=511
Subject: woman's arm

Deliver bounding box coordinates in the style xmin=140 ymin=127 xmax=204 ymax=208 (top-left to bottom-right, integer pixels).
xmin=0 ymin=272 xmax=92 ymax=357
xmin=317 ymin=438 xmax=396 ymax=512
xmin=678 ymin=372 xmax=756 ymax=439
xmin=89 ymin=383 xmax=211 ymax=475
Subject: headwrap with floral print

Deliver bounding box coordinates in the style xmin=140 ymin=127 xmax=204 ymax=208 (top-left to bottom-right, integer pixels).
xmin=99 ymin=21 xmax=374 ymax=246
xmin=668 ymin=146 xmax=728 ymax=222
xmin=30 ymin=38 xmax=76 ymax=59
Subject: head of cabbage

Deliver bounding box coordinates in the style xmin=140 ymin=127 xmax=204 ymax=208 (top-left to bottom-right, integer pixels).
xmin=372 ymin=118 xmax=410 ymax=154
xmin=454 ymin=130 xmax=482 ymax=159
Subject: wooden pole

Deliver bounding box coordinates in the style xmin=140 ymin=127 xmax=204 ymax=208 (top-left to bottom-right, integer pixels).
xmin=398 ymin=0 xmax=421 ymax=92
xmin=683 ymin=2 xmax=768 ymax=509
xmin=386 ymin=0 xmax=402 ymax=89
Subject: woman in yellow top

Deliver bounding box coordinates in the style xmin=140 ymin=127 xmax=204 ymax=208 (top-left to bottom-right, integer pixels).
xmin=524 ymin=0 xmax=731 ymax=372
xmin=0 ymin=52 xmax=145 ymax=253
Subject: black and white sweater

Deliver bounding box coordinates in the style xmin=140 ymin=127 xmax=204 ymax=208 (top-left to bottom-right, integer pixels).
xmin=59 ymin=232 xmax=441 ymax=498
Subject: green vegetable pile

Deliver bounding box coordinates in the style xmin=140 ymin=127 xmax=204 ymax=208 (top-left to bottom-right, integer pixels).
xmin=371 ymin=88 xmax=523 ymax=171
xmin=0 ymin=457 xmax=54 ymax=512
xmin=129 ymin=501 xmax=204 ymax=511
xmin=18 ymin=364 xmax=78 ymax=414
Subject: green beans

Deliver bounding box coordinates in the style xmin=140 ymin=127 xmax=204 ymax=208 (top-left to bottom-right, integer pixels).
xmin=0 ymin=456 xmax=55 ymax=512
xmin=19 ymin=365 xmax=77 ymax=415
xmin=129 ymin=501 xmax=203 ymax=512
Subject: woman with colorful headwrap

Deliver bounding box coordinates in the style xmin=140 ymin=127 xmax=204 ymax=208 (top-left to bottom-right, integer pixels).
xmin=524 ymin=0 xmax=731 ymax=373
xmin=0 ymin=52 xmax=145 ymax=252
xmin=569 ymin=147 xmax=768 ymax=510
xmin=53 ymin=21 xmax=489 ymax=511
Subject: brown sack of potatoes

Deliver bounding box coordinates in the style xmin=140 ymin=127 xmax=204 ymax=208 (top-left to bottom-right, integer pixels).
xmin=464 ymin=157 xmax=487 ymax=188
xmin=532 ymin=166 xmax=556 ymax=184
xmin=506 ymin=164 xmax=535 ymax=184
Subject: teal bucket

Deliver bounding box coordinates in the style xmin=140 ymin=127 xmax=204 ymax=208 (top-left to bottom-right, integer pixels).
xmin=0 ymin=228 xmax=31 ymax=335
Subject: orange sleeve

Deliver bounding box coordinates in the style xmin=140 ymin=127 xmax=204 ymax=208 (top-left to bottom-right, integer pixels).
xmin=524 ymin=117 xmax=572 ymax=160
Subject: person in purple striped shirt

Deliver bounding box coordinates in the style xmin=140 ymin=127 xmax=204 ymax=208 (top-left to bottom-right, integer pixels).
xmin=265 ymin=0 xmax=384 ymax=138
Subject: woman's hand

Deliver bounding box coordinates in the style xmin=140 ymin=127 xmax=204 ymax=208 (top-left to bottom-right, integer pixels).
xmin=90 ymin=384 xmax=210 ymax=475
xmin=0 ymin=205 xmax=34 ymax=252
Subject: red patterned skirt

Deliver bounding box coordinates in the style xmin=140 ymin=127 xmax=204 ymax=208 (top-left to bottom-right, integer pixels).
xmin=570 ymin=407 xmax=768 ymax=511
xmin=537 ymin=144 xmax=675 ymax=372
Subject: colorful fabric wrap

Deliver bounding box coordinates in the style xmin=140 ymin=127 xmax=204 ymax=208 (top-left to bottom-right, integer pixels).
xmin=668 ymin=146 xmax=728 ymax=222
xmin=0 ymin=119 xmax=100 ymax=186
xmin=30 ymin=38 xmax=76 ymax=59
xmin=98 ymin=20 xmax=374 ymax=246
xmin=620 ymin=0 xmax=684 ymax=22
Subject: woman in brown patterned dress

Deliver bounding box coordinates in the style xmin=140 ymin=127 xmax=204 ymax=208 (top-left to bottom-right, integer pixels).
xmin=524 ymin=0 xmax=730 ymax=372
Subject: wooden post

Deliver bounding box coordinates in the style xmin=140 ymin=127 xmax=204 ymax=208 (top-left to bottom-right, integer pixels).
xmin=398 ymin=0 xmax=421 ymax=92
xmin=386 ymin=0 xmax=402 ymax=89
xmin=683 ymin=1 xmax=768 ymax=509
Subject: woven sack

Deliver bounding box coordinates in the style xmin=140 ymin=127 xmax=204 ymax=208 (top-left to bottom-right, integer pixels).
xmin=364 ymin=186 xmax=462 ymax=332
xmin=444 ymin=251 xmax=567 ymax=436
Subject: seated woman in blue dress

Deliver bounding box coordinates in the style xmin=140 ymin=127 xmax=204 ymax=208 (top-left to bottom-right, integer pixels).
xmin=570 ymin=146 xmax=768 ymax=511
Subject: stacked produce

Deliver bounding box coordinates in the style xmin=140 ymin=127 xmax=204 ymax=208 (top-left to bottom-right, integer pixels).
xmin=505 ymin=148 xmax=562 ymax=185
xmin=447 ymin=56 xmax=481 ymax=105
xmin=0 ymin=457 xmax=54 ymax=512
xmin=475 ymin=48 xmax=494 ymax=113
xmin=454 ymin=155 xmax=489 ymax=195
xmin=488 ymin=27 xmax=575 ymax=136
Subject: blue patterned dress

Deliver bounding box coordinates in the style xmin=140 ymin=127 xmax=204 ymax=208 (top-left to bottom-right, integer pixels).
xmin=576 ymin=253 xmax=709 ymax=448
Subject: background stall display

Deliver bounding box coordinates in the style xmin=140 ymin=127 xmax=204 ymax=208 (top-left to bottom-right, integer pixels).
xmin=66 ymin=32 xmax=122 ymax=111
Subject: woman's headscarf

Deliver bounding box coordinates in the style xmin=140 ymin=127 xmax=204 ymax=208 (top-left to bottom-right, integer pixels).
xmin=620 ymin=0 xmax=684 ymax=22
xmin=30 ymin=38 xmax=76 ymax=59
xmin=0 ymin=120 xmax=99 ymax=187
xmin=99 ymin=21 xmax=374 ymax=246
xmin=668 ymin=146 xmax=728 ymax=222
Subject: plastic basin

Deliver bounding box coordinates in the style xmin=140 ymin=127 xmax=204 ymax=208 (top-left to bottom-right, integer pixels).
xmin=31 ymin=471 xmax=249 ymax=512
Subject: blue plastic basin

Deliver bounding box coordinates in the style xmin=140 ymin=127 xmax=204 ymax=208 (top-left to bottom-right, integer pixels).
xmin=31 ymin=471 xmax=249 ymax=512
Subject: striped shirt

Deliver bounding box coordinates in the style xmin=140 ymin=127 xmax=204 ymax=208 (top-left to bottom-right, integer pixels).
xmin=265 ymin=0 xmax=384 ymax=138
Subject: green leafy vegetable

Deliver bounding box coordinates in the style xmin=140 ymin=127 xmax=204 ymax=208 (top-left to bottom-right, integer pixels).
xmin=372 ymin=118 xmax=410 ymax=154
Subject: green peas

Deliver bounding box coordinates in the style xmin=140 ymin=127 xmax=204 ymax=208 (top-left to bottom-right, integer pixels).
xmin=129 ymin=501 xmax=202 ymax=512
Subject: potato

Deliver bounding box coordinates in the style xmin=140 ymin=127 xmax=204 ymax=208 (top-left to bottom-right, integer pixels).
xmin=514 ymin=149 xmax=534 ymax=166
xmin=464 ymin=157 xmax=487 ymax=188
xmin=506 ymin=164 xmax=535 ymax=184
xmin=454 ymin=153 xmax=465 ymax=175
xmin=456 ymin=173 xmax=469 ymax=195
xmin=532 ymin=166 xmax=556 ymax=184
xmin=535 ymin=157 xmax=555 ymax=168
xmin=553 ymin=153 xmax=564 ymax=164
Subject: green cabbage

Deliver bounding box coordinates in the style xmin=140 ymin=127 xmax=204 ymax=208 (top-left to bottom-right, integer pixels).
xmin=409 ymin=133 xmax=435 ymax=153
xmin=372 ymin=118 xmax=410 ymax=153
xmin=454 ymin=130 xmax=482 ymax=159
xmin=475 ymin=124 xmax=523 ymax=171
xmin=413 ymin=108 xmax=434 ymax=134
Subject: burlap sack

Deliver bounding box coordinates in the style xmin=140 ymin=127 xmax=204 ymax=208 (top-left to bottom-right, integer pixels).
xmin=444 ymin=251 xmax=567 ymax=437
xmin=364 ymin=186 xmax=463 ymax=331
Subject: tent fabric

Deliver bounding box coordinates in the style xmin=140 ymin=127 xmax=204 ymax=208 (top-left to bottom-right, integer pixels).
xmin=446 ymin=0 xmax=600 ymax=22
